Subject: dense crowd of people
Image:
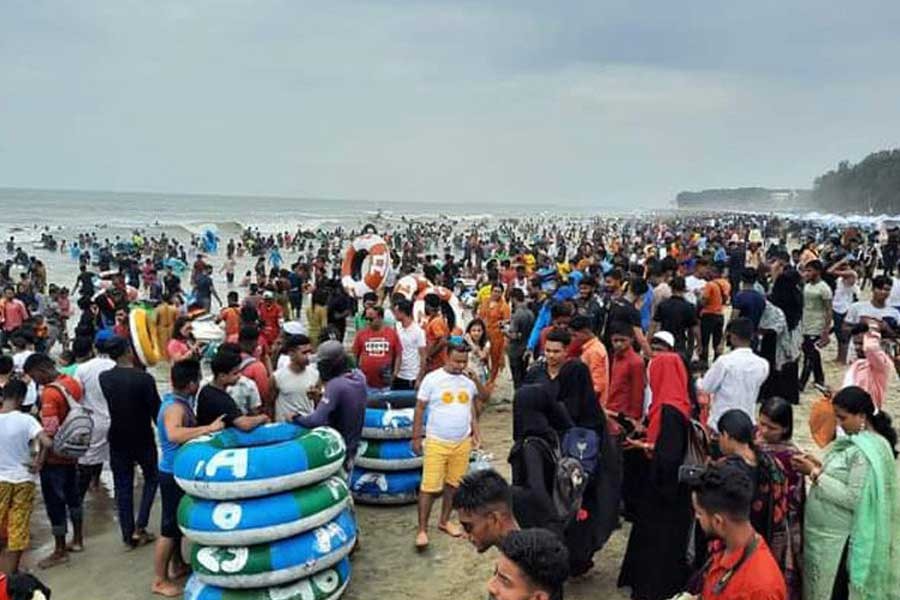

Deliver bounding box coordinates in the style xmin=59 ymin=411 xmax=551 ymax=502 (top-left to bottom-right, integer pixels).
xmin=0 ymin=211 xmax=898 ymax=600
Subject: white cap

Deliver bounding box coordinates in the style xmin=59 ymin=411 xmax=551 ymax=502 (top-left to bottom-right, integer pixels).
xmin=283 ymin=320 xmax=306 ymax=336
xmin=652 ymin=331 xmax=675 ymax=349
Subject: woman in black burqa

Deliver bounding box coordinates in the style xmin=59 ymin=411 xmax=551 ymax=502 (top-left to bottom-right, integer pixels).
xmin=556 ymin=360 xmax=622 ymax=576
xmin=617 ymin=351 xmax=693 ymax=600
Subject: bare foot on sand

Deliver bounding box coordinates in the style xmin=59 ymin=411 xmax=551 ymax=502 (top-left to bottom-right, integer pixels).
xmin=438 ymin=522 xmax=464 ymax=538
xmin=415 ymin=531 xmax=429 ymax=550
xmin=151 ymin=579 xmax=183 ymax=597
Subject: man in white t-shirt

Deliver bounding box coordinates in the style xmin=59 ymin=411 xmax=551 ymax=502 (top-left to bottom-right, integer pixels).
xmin=271 ymin=334 xmax=320 ymax=421
xmin=0 ymin=379 xmax=52 ymax=573
xmin=844 ymin=275 xmax=900 ymax=338
xmin=10 ymin=335 xmax=38 ymax=410
xmin=392 ymin=299 xmax=426 ymax=390
xmin=74 ymin=336 xmax=116 ymax=500
xmin=412 ymin=340 xmax=486 ymax=549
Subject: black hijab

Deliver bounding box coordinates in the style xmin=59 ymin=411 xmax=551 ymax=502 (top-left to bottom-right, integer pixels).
xmin=769 ymin=267 xmax=803 ymax=331
xmin=557 ymin=360 xmax=605 ymax=431
xmin=512 ymin=384 xmax=574 ymax=444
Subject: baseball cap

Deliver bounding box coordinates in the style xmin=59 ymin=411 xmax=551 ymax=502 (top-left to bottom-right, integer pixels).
xmin=262 ymin=290 xmax=275 ymax=300
xmin=652 ymin=331 xmax=675 ymax=349
xmin=316 ymin=340 xmax=345 ymax=363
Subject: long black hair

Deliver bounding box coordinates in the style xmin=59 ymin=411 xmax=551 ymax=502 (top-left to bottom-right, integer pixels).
xmin=759 ymin=396 xmax=794 ymax=441
xmin=833 ymin=386 xmax=898 ymax=458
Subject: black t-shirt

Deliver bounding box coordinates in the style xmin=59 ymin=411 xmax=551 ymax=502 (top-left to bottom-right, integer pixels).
xmin=654 ymin=296 xmax=698 ymax=352
xmin=197 ymin=385 xmax=242 ymax=428
xmin=98 ymin=367 xmax=161 ymax=453
xmin=603 ymin=298 xmax=641 ymax=341
xmin=77 ymin=271 xmax=95 ymax=295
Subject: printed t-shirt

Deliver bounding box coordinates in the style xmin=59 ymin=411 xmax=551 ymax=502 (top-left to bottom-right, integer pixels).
xmin=417 ymin=368 xmax=476 ymax=442
xmin=352 ymin=327 xmax=400 ymax=389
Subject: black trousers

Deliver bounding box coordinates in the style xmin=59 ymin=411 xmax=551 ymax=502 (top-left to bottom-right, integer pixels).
xmin=699 ymin=313 xmax=724 ymax=361
xmin=800 ymin=335 xmax=825 ymax=388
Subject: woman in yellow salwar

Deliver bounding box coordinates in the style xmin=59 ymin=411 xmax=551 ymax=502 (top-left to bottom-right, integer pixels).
xmin=792 ymin=386 xmax=898 ymax=600
xmin=478 ymin=283 xmax=510 ymax=388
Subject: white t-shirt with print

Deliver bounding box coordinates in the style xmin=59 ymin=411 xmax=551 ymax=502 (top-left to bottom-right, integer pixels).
xmin=417 ymin=368 xmax=476 ymax=442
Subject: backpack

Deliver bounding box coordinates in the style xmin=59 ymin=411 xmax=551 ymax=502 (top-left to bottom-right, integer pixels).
xmin=47 ymin=381 xmax=94 ymax=460
xmin=561 ymin=426 xmax=601 ymax=476
xmin=524 ymin=436 xmax=588 ymax=526
xmin=683 ymin=418 xmax=709 ymax=469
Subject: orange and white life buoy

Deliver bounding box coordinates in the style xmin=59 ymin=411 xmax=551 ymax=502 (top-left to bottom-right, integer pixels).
xmin=413 ymin=286 xmax=465 ymax=333
xmin=394 ymin=274 xmax=430 ymax=301
xmin=341 ymin=234 xmax=392 ymax=297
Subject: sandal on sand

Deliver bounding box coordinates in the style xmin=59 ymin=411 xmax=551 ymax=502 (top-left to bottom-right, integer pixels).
xmin=132 ymin=530 xmax=157 ymax=547
xmin=38 ymin=552 xmax=70 ymax=570
xmin=66 ymin=542 xmax=85 ymax=553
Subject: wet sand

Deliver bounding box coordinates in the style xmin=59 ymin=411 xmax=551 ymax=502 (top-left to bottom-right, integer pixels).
xmin=29 ymin=355 xmax=900 ymax=600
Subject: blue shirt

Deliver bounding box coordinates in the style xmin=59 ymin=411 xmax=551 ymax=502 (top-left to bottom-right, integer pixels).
xmin=733 ymin=289 xmax=767 ymax=328
xmin=157 ymin=392 xmax=196 ymax=474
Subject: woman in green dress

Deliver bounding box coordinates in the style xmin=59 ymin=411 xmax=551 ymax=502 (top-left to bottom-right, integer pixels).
xmin=791 ymin=386 xmax=898 ymax=600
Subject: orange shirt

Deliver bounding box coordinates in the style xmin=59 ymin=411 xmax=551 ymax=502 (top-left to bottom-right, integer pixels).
xmin=701 ymin=535 xmax=786 ymax=600
xmin=700 ymin=278 xmax=730 ymax=316
xmin=425 ymin=315 xmax=450 ymax=372
xmin=580 ymin=337 xmax=609 ymax=407
xmin=219 ymin=306 xmax=241 ymax=338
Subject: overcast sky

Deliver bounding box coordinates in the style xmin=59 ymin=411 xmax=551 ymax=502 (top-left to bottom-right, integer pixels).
xmin=2 ymin=1 xmax=899 ymax=207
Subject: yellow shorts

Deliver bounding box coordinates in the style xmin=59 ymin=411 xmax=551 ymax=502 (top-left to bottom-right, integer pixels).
xmin=0 ymin=481 xmax=36 ymax=551
xmin=420 ymin=437 xmax=472 ymax=494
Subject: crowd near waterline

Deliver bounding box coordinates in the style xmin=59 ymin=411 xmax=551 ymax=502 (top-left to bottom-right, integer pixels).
xmin=0 ymin=211 xmax=898 ymax=600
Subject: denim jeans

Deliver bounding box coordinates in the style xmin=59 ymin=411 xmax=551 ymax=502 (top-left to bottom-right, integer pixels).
xmin=40 ymin=463 xmax=83 ymax=538
xmin=109 ymin=445 xmax=159 ymax=543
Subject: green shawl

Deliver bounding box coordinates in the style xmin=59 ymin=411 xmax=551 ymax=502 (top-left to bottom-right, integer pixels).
xmin=836 ymin=431 xmax=899 ymax=600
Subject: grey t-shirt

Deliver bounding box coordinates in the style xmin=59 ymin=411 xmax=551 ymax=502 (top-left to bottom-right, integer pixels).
xmin=507 ymin=306 xmax=535 ymax=355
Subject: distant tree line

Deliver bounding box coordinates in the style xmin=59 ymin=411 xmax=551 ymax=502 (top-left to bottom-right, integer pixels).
xmin=812 ymin=148 xmax=900 ymax=214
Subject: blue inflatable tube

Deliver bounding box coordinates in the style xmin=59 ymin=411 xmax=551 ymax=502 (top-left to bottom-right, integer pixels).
xmin=366 ymin=389 xmax=417 ymax=409
xmin=178 ymin=476 xmax=351 ymax=545
xmin=174 ymin=425 xmax=345 ymax=500
xmin=362 ymin=407 xmax=415 ymax=439
xmin=185 ymin=558 xmax=350 ymax=600
xmin=350 ymin=467 xmax=421 ymax=505
xmin=191 ymin=508 xmax=357 ymax=589
xmin=355 ymin=439 xmax=422 ymax=471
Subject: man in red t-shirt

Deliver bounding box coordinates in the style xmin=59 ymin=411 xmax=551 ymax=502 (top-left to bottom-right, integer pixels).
xmin=23 ymin=353 xmax=86 ymax=569
xmin=694 ymin=462 xmax=787 ymax=600
xmin=352 ymin=306 xmax=400 ymax=389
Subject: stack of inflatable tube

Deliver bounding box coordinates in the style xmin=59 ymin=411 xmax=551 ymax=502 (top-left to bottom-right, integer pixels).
xmin=129 ymin=303 xmax=161 ymax=367
xmin=350 ymin=390 xmax=423 ymax=505
xmin=176 ymin=423 xmax=356 ymax=598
